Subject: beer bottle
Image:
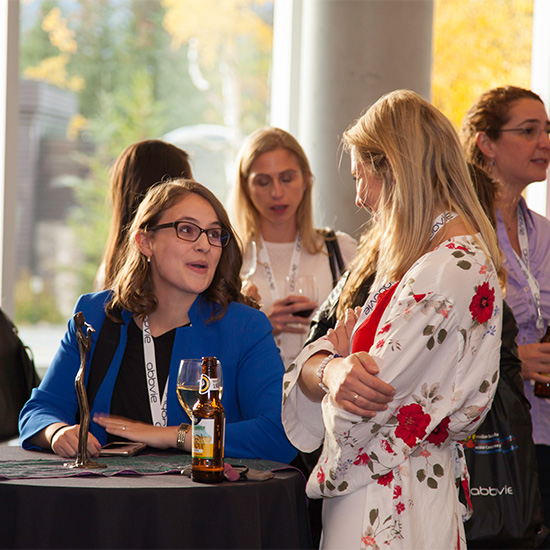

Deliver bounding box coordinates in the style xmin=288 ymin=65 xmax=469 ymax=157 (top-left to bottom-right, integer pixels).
xmin=192 ymin=357 xmax=225 ymax=483
xmin=534 ymin=328 xmax=550 ymax=398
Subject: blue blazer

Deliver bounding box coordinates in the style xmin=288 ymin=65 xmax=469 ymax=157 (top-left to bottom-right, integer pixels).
xmin=19 ymin=291 xmax=297 ymax=463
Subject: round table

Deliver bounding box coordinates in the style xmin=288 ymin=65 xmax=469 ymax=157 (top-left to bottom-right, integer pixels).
xmin=0 ymin=446 xmax=312 ymax=549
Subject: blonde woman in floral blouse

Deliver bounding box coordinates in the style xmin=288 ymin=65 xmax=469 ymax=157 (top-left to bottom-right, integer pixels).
xmin=282 ymin=90 xmax=505 ymax=549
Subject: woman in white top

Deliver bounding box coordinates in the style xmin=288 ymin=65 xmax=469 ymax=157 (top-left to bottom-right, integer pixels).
xmin=232 ymin=127 xmax=356 ymax=367
xmin=282 ymin=91 xmax=505 ymax=549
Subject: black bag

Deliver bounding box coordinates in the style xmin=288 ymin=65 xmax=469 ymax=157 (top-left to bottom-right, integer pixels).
xmin=0 ymin=309 xmax=40 ymax=441
xmin=463 ymin=303 xmax=547 ymax=548
xmin=322 ymin=229 xmax=345 ymax=288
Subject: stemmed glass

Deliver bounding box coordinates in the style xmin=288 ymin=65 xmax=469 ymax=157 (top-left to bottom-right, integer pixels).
xmin=241 ymin=240 xmax=257 ymax=281
xmin=176 ymin=359 xmax=224 ymax=419
xmin=285 ymin=275 xmax=319 ymax=318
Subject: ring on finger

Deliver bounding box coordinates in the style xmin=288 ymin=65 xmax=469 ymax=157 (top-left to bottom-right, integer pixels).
xmin=122 ymin=425 xmax=126 ymax=431
xmin=353 ymin=394 xmax=359 ymax=403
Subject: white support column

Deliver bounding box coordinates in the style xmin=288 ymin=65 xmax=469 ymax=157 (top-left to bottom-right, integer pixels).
xmin=0 ymin=0 xmax=19 ymax=315
xmin=271 ymin=0 xmax=434 ymax=237
xmin=528 ymin=0 xmax=550 ymax=218
xmin=270 ymin=0 xmax=304 ymax=136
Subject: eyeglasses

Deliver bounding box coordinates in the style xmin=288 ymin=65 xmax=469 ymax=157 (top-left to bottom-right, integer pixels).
xmin=148 ymin=221 xmax=231 ymax=247
xmin=499 ymin=124 xmax=550 ymax=142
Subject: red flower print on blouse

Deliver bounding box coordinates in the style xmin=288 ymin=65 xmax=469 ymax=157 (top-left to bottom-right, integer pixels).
xmin=317 ymin=467 xmax=325 ymax=484
xmin=393 ymin=485 xmax=402 ymax=499
xmin=446 ymin=243 xmax=469 ymax=252
xmin=376 ymin=338 xmax=385 ymax=349
xmin=362 ymin=535 xmax=376 ymax=547
xmin=379 ymin=322 xmax=391 ymax=334
xmin=426 ymin=416 xmax=451 ymax=446
xmin=396 ymin=502 xmax=405 ymax=515
xmin=395 ymin=403 xmax=431 ymax=447
xmin=381 ymin=439 xmax=396 ymax=455
xmin=413 ymin=294 xmax=426 ymax=303
xmin=354 ymin=448 xmax=370 ymax=466
xmin=377 ymin=471 xmax=394 ymax=486
xmin=469 ymin=281 xmax=495 ymax=324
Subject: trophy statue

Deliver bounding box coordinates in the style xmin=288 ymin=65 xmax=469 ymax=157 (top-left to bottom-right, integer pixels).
xmin=64 ymin=312 xmax=106 ymax=469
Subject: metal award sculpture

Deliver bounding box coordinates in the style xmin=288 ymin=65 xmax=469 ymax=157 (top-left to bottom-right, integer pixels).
xmin=64 ymin=312 xmax=106 ymax=469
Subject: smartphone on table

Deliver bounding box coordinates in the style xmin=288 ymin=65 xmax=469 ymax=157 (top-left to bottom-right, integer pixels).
xmin=99 ymin=441 xmax=146 ymax=457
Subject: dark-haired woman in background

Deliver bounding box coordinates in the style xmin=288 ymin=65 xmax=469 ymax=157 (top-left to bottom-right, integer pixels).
xmin=96 ymin=139 xmax=193 ymax=290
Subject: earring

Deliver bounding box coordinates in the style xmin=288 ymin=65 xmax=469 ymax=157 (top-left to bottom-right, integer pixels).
xmin=491 ymin=158 xmax=495 ymax=166
xmin=147 ymin=257 xmax=151 ymax=263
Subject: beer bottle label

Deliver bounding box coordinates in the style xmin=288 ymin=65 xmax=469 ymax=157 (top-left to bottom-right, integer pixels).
xmin=199 ymin=374 xmax=221 ymax=394
xmin=192 ymin=418 xmax=216 ymax=459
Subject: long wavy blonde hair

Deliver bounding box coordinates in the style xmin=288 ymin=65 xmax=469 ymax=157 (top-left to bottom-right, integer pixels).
xmin=232 ymin=127 xmax=324 ymax=254
xmin=338 ymin=90 xmax=504 ymax=316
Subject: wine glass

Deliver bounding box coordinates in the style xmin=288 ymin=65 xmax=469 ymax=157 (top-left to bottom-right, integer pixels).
xmin=240 ymin=240 xmax=257 ymax=281
xmin=176 ymin=359 xmax=223 ymax=419
xmin=285 ymin=275 xmax=319 ymax=318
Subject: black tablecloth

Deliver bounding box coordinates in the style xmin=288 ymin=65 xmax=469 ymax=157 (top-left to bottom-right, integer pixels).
xmin=0 ymin=447 xmax=312 ymax=549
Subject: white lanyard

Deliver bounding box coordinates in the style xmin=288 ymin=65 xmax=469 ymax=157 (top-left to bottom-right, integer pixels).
xmin=142 ymin=316 xmax=169 ymax=427
xmin=258 ymin=234 xmax=303 ymax=303
xmin=350 ymin=211 xmax=459 ymax=346
xmin=510 ymin=207 xmax=545 ymax=338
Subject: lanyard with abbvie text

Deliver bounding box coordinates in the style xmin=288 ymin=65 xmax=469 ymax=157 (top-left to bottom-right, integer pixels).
xmin=258 ymin=234 xmax=303 ymax=302
xmin=510 ymin=207 xmax=545 ymax=339
xmin=142 ymin=316 xmax=169 ymax=426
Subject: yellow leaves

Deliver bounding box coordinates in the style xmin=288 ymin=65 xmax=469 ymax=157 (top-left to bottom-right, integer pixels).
xmin=24 ymin=7 xmax=84 ymax=92
xmin=42 ymin=7 xmax=77 ymax=54
xmin=432 ymin=0 xmax=533 ymax=128
xmin=162 ymin=0 xmax=272 ymax=68
xmin=66 ymin=114 xmax=89 ymax=141
xmin=23 ymin=55 xmax=85 ymax=92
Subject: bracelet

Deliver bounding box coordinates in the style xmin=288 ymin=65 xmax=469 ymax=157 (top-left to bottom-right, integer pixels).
xmin=317 ymin=354 xmax=341 ymax=394
xmin=49 ymin=424 xmax=69 ymax=452
xmin=177 ymin=423 xmax=191 ymax=451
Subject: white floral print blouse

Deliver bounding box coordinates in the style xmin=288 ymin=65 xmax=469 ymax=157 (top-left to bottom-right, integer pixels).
xmin=282 ymin=235 xmax=503 ymax=549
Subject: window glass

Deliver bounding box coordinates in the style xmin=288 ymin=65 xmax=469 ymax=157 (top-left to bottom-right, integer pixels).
xmin=17 ymin=0 xmax=274 ymax=374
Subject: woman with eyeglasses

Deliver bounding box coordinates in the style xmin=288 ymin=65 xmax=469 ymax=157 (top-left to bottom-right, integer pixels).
xmin=19 ymin=179 xmax=297 ymax=464
xmin=462 ymin=85 xmax=550 ymax=534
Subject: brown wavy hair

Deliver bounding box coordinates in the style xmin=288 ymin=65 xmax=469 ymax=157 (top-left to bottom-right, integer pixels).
xmin=461 ymin=86 xmax=543 ymax=169
xmin=99 ymin=140 xmax=193 ymax=290
xmin=106 ymin=179 xmax=248 ymax=322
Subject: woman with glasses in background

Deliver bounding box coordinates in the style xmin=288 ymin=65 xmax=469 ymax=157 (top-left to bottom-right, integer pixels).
xmin=19 ymin=179 xmax=296 ymax=464
xmin=462 ymin=85 xmax=550 ymax=534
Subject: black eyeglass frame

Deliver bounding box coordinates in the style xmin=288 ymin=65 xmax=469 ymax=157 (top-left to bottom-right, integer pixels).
xmin=147 ymin=220 xmax=231 ymax=248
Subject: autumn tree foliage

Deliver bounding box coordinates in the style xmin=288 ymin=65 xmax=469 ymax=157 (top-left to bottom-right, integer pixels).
xmin=432 ymin=0 xmax=533 ymax=128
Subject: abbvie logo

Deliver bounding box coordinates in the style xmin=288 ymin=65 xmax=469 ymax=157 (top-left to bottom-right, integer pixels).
xmin=470 ymin=485 xmax=514 ymax=496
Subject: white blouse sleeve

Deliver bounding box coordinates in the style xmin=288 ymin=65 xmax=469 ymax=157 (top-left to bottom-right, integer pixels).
xmin=302 ymin=238 xmax=503 ymax=498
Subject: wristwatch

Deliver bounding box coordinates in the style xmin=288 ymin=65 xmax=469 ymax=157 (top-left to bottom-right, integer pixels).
xmin=177 ymin=423 xmax=191 ymax=451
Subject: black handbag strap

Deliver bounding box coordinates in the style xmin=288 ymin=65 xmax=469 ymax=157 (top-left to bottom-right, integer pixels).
xmin=324 ymin=229 xmax=345 ymax=288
